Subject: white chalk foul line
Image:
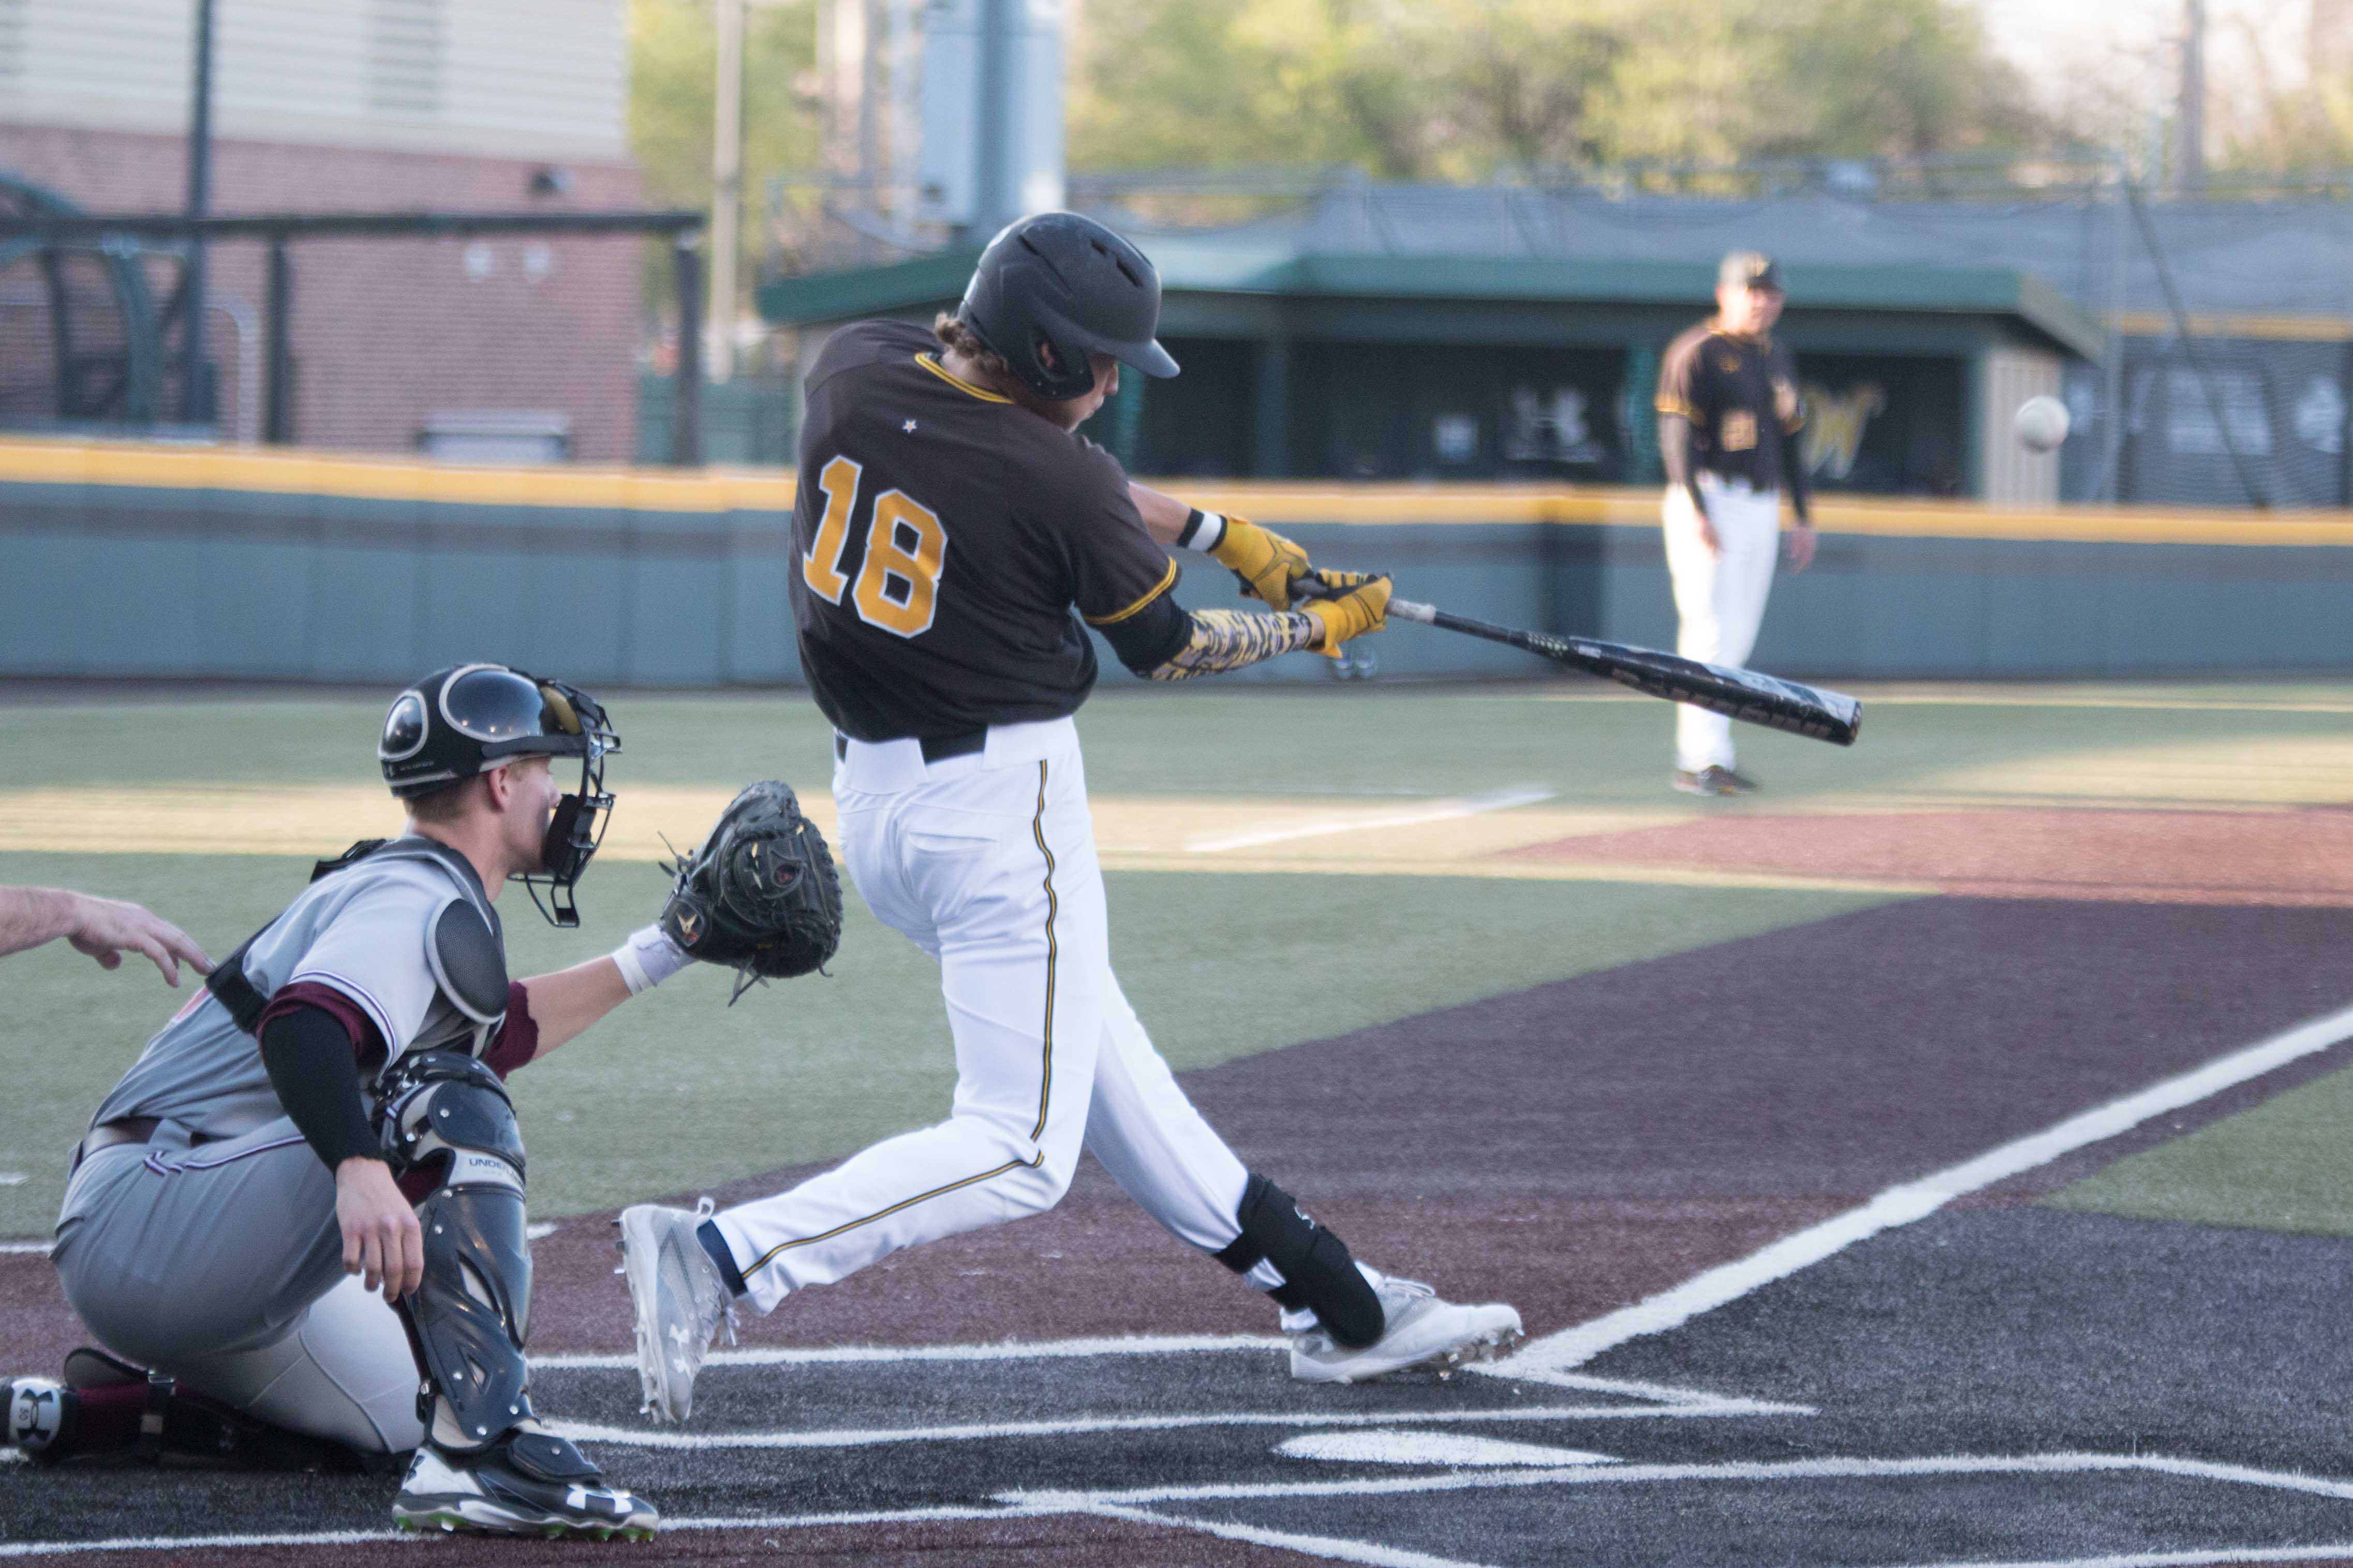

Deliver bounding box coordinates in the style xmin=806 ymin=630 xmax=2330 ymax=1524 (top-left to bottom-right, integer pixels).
xmin=547 ymin=1393 xmax=1800 ymax=1454
xmin=1496 ymin=999 xmax=2353 ymax=1385
xmin=0 ymin=1242 xmax=52 ymax=1256
xmin=1091 ymin=1500 xmax=1501 ymax=1568
xmin=1185 ymin=786 xmax=1555 ymax=854
xmin=530 ymin=1331 xmax=1281 ymax=1370
xmin=1881 ymin=1548 xmax=2353 ymax=1568
xmin=12 ymin=1454 xmax=2351 ymax=1561
xmin=1003 ymin=1450 xmax=2353 ymax=1512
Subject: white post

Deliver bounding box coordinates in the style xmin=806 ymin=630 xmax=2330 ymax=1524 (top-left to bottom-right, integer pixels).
xmin=709 ymin=0 xmax=746 ymax=383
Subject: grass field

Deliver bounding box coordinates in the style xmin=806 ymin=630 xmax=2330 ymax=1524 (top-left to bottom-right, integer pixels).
xmin=20 ymin=677 xmax=2353 ymax=1565
xmin=8 ymin=679 xmax=2353 ymax=1235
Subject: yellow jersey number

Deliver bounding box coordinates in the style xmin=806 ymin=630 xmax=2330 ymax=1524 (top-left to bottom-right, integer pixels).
xmin=801 ymin=455 xmax=950 ymax=639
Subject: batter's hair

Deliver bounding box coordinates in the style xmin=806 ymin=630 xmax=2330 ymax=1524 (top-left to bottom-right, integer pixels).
xmin=933 ymin=312 xmax=1011 ymax=379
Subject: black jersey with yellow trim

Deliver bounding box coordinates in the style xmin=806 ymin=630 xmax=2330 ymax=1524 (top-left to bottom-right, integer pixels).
xmin=789 ymin=318 xmax=1179 ymax=743
xmin=1655 ymin=321 xmax=1805 ymax=492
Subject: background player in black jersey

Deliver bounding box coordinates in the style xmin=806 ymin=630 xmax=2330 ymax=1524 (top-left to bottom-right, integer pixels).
xmin=1654 ymin=251 xmax=1817 ymax=796
xmin=620 ymin=212 xmax=1521 ymax=1423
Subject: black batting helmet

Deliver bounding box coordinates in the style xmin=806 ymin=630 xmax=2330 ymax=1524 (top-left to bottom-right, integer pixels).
xmin=957 ymin=212 xmax=1180 ymax=401
xmin=378 ymin=664 xmax=621 ymax=926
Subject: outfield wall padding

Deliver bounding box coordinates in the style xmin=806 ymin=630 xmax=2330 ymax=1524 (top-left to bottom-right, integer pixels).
xmin=5 ymin=440 xmax=2352 ymax=686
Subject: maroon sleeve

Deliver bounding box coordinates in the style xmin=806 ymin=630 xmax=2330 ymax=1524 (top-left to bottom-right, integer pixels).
xmin=480 ymin=981 xmax=539 ymax=1080
xmin=1062 ymin=440 xmax=1179 ymax=627
xmin=257 ymin=980 xmax=383 ymax=1068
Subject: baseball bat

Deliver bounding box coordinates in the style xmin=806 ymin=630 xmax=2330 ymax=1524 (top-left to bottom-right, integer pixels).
xmin=1385 ymin=598 xmax=1860 ymax=745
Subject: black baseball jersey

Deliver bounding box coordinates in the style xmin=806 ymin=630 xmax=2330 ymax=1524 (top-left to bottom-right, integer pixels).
xmin=1655 ymin=323 xmax=1806 ymax=491
xmin=788 ymin=319 xmax=1179 ymax=742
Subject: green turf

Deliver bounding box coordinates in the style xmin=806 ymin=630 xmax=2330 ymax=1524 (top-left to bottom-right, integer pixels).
xmin=12 ymin=679 xmax=2353 ymax=801
xmin=2045 ymin=1060 xmax=2353 ymax=1238
xmin=0 ymin=846 xmax=1884 ymax=1230
xmin=12 ymin=678 xmax=2349 ymax=1234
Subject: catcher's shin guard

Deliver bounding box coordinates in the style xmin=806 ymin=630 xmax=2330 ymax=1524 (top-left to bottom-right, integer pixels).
xmin=1212 ymin=1173 xmax=1385 ymax=1350
xmin=380 ymin=1051 xmax=536 ymax=1452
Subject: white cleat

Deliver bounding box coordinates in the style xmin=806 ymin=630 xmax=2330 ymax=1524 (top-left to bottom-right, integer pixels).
xmin=615 ymin=1199 xmax=737 ymax=1425
xmin=1288 ymin=1276 xmax=1523 ymax=1384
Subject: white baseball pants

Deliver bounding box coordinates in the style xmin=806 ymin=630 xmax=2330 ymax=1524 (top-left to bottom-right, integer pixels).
xmin=1663 ymin=474 xmax=1783 ymax=773
xmin=709 ymin=718 xmax=1265 ymax=1316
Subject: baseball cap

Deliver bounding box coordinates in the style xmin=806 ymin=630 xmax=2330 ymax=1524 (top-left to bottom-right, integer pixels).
xmin=1718 ymin=251 xmax=1784 ymax=293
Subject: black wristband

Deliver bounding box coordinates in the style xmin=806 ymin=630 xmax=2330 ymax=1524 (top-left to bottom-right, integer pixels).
xmin=1176 ymin=507 xmax=1209 ymax=549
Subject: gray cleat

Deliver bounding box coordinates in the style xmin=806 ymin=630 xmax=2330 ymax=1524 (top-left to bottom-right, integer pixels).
xmin=616 ymin=1199 xmax=736 ymax=1425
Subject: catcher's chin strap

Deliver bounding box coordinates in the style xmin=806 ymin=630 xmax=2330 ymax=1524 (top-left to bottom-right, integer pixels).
xmin=378 ymin=1049 xmax=536 ymax=1453
xmin=1212 ymin=1173 xmax=1386 ymax=1350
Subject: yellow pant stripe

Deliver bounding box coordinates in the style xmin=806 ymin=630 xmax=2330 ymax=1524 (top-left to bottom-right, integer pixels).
xmin=1030 ymin=759 xmax=1059 ymax=1141
xmin=743 ymin=1155 xmax=1040 ymax=1274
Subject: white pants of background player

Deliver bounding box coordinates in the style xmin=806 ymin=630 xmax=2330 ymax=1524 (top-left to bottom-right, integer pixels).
xmin=709 ymin=716 xmax=1288 ymax=1314
xmin=1663 ymin=473 xmax=1783 ymax=774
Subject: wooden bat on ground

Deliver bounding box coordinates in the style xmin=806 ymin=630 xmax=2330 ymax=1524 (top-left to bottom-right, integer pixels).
xmin=1295 ymin=575 xmax=1861 ymax=745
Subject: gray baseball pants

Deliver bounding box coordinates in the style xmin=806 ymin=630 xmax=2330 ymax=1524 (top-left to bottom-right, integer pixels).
xmin=51 ymin=1117 xmax=424 ymax=1454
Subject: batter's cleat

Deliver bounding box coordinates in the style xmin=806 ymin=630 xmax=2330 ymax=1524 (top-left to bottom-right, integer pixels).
xmin=391 ymin=1431 xmax=658 ymax=1540
xmin=617 ymin=1198 xmax=736 ymax=1425
xmin=4 ymin=1377 xmax=68 ymax=1460
xmin=1288 ymin=1277 xmax=1523 ymax=1384
xmin=1671 ymin=765 xmax=1755 ymax=796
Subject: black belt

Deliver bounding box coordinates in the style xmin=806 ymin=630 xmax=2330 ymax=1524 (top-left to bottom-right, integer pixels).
xmin=70 ymin=1117 xmax=160 ymax=1176
xmin=834 ymin=729 xmax=988 ymax=765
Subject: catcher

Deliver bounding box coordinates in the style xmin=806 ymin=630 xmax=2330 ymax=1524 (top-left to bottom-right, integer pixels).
xmin=2 ymin=665 xmax=713 ymax=1541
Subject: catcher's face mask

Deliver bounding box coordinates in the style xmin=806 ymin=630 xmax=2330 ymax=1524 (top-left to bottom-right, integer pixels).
xmin=520 ymin=678 xmax=619 ymax=929
xmin=382 ymin=663 xmax=619 ymax=928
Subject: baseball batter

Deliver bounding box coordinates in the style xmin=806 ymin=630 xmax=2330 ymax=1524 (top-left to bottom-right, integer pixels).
xmin=1655 ymin=250 xmax=1817 ymax=795
xmin=619 ymin=212 xmax=1520 ymax=1421
xmin=3 ymin=665 xmax=707 ymax=1540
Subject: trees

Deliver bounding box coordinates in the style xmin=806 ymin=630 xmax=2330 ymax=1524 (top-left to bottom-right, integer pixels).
xmin=1065 ymin=0 xmax=2037 ymax=180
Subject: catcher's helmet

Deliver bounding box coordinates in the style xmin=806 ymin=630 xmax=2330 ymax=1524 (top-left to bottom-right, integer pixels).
xmin=957 ymin=212 xmax=1180 ymax=401
xmin=378 ymin=664 xmax=621 ymax=927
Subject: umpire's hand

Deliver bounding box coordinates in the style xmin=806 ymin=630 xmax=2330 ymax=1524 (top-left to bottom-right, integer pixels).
xmin=337 ymin=1156 xmax=424 ymax=1297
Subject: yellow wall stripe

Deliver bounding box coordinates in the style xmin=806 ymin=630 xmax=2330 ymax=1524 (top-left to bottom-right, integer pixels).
xmin=12 ymin=435 xmax=2353 ymax=547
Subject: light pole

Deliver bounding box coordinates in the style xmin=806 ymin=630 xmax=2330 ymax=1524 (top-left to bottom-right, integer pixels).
xmin=708 ymin=0 xmax=745 ymax=383
xmin=183 ymin=0 xmax=217 ymax=424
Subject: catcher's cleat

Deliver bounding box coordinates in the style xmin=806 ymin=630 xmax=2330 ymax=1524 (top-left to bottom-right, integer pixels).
xmin=1287 ymin=1277 xmax=1523 ymax=1384
xmin=617 ymin=1199 xmax=736 ymax=1425
xmin=4 ymin=1377 xmax=68 ymax=1460
xmin=391 ymin=1430 xmax=657 ymax=1540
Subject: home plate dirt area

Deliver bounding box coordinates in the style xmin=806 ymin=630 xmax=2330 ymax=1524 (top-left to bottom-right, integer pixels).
xmin=16 ymin=888 xmax=2353 ymax=1566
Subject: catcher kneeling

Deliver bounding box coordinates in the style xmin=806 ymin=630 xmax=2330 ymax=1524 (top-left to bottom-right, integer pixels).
xmin=2 ymin=667 xmax=837 ymax=1542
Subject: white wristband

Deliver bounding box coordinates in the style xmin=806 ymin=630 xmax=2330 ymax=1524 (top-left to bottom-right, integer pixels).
xmin=611 ymin=923 xmax=691 ymax=995
xmin=1177 ymin=509 xmax=1227 ymax=553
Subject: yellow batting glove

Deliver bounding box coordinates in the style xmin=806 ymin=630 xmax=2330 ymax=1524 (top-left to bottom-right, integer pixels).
xmin=1297 ymin=572 xmax=1392 ymax=657
xmin=1208 ymin=515 xmax=1312 ymax=611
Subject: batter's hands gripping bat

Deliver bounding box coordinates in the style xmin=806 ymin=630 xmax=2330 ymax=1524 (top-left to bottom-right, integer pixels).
xmin=1291 ymin=574 xmax=1861 ymax=745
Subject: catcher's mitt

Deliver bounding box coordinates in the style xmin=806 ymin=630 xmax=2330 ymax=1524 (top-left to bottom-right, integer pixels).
xmin=660 ymin=780 xmax=843 ymax=1001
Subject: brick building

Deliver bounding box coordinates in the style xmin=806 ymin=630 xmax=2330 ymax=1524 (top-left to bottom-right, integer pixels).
xmin=0 ymin=0 xmax=646 ymax=460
